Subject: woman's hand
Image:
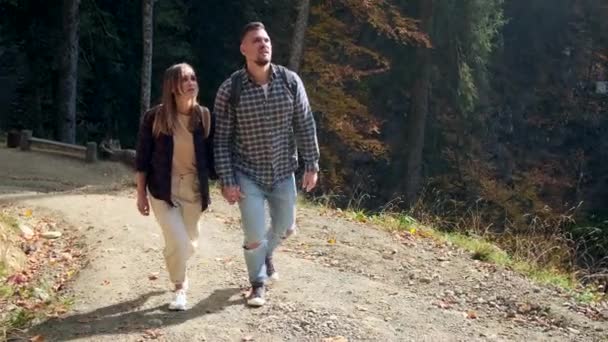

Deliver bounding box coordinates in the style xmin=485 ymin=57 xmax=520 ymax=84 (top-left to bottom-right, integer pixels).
xmin=221 ymin=186 xmax=243 ymax=205
xmin=137 ymin=192 xmax=150 ymax=216
xmin=135 ymin=172 xmax=150 ymax=216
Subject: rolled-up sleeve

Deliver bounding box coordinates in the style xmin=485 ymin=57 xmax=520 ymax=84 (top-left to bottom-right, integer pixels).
xmin=292 ymin=73 xmax=320 ymax=172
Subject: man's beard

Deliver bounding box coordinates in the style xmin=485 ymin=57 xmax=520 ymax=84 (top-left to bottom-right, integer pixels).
xmin=255 ymin=55 xmax=271 ymax=67
xmin=255 ymin=60 xmax=270 ymax=67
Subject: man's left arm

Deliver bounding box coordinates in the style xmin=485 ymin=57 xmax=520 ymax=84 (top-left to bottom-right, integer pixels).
xmin=292 ymin=72 xmax=320 ymax=174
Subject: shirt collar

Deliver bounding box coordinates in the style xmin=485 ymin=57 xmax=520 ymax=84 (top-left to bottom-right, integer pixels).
xmin=242 ymin=63 xmax=277 ymax=86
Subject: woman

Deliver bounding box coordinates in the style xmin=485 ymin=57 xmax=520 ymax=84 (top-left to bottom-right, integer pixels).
xmin=135 ymin=63 xmax=215 ymax=311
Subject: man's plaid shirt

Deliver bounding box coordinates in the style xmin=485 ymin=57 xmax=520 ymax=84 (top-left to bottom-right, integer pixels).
xmin=213 ymin=64 xmax=320 ymax=189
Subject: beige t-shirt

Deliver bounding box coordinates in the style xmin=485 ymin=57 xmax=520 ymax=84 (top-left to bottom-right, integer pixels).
xmin=172 ymin=114 xmax=196 ymax=176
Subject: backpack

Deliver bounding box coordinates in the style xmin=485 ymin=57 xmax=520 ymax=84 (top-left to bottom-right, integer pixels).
xmin=229 ymin=65 xmax=297 ymax=110
xmin=198 ymin=105 xmax=211 ymax=139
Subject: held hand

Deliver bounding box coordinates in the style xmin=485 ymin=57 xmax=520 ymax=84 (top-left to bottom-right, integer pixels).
xmin=302 ymin=171 xmax=318 ymax=192
xmin=137 ymin=193 xmax=150 ymax=216
xmin=222 ymin=186 xmax=244 ymax=205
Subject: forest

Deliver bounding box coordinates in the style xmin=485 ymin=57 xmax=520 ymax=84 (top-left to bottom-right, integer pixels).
xmin=1 ymin=0 xmax=606 ymax=282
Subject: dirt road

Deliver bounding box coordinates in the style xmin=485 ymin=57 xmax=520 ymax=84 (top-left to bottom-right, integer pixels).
xmin=1 ymin=147 xmax=606 ymax=341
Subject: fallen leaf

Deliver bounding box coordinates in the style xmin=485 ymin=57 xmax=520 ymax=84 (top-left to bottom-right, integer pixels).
xmin=143 ymin=329 xmax=163 ymax=339
xmin=41 ymin=231 xmax=62 ymax=239
xmin=7 ymin=273 xmax=28 ymax=285
xmin=517 ymin=303 xmax=532 ymax=314
xmin=466 ymin=310 xmax=478 ymax=319
xmin=29 ymin=335 xmax=45 ymax=342
xmin=436 ymin=300 xmax=452 ymax=309
xmin=328 ymin=237 xmax=337 ymax=245
xmin=24 ymin=209 xmax=33 ymax=217
xmin=53 ymin=306 xmax=68 ymax=315
xmin=322 ymin=337 xmax=348 ymax=342
xmin=148 ymin=273 xmax=159 ymax=281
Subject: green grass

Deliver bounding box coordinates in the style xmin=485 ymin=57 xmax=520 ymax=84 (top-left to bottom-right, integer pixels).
xmin=0 ymin=280 xmax=76 ymax=338
xmin=0 ymin=213 xmax=19 ymax=232
xmin=0 ymin=263 xmax=12 ymax=300
xmin=59 ymin=295 xmax=75 ymax=307
xmin=0 ymin=284 xmax=13 ymax=299
xmin=0 ymin=262 xmax=12 ymax=299
xmin=438 ymin=232 xmax=582 ymax=293
xmin=327 ymin=206 xmax=603 ymax=304
xmin=0 ymin=211 xmax=77 ymax=337
xmin=8 ymin=309 xmax=34 ymax=329
xmin=0 ymin=213 xmax=18 ymax=302
xmin=442 ymin=233 xmax=512 ymax=264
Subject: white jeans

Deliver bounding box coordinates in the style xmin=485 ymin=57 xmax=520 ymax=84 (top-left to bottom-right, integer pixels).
xmin=149 ymin=173 xmax=202 ymax=284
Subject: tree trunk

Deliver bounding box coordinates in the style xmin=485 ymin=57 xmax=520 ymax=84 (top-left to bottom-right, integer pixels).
xmin=288 ymin=0 xmax=310 ymax=72
xmin=58 ymin=0 xmax=80 ymax=144
xmin=34 ymin=86 xmax=44 ymax=137
xmin=140 ymin=0 xmax=154 ymax=119
xmin=405 ymin=0 xmax=434 ymax=205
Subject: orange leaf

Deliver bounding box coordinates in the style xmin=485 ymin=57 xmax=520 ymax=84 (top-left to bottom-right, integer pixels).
xmin=30 ymin=335 xmax=45 ymax=342
xmin=436 ymin=300 xmax=451 ymax=309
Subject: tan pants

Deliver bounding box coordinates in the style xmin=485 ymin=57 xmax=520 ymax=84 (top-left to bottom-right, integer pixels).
xmin=149 ymin=174 xmax=202 ymax=284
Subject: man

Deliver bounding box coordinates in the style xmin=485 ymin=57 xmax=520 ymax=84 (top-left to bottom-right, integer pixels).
xmin=213 ymin=21 xmax=320 ymax=307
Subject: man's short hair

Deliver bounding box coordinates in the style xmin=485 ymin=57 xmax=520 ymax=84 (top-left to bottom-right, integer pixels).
xmin=241 ymin=22 xmax=266 ymax=42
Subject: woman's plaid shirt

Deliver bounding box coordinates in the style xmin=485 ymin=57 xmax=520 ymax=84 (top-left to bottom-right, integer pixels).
xmin=213 ymin=65 xmax=320 ymax=189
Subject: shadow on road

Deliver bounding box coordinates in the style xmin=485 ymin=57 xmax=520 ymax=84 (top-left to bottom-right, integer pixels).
xmin=17 ymin=288 xmax=243 ymax=341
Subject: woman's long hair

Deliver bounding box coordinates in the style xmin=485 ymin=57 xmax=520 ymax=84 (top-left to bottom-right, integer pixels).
xmin=152 ymin=63 xmax=200 ymax=137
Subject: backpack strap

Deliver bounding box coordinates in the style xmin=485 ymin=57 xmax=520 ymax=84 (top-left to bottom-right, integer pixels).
xmin=201 ymin=106 xmax=211 ymax=138
xmin=228 ymin=66 xmax=297 ymax=110
xmin=276 ymin=65 xmax=298 ymax=98
xmin=229 ymin=71 xmax=243 ymax=112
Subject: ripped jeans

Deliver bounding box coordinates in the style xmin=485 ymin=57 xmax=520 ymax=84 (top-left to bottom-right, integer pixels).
xmin=236 ymin=171 xmax=296 ymax=286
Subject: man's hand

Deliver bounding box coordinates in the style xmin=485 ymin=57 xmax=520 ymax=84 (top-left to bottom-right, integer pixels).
xmin=137 ymin=192 xmax=150 ymax=216
xmin=302 ymin=171 xmax=318 ymax=192
xmin=222 ymin=186 xmax=243 ymax=205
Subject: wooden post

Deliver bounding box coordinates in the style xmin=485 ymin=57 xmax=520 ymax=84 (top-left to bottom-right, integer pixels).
xmin=85 ymin=142 xmax=97 ymax=163
xmin=20 ymin=130 xmax=32 ymax=151
xmin=7 ymin=130 xmax=20 ymax=148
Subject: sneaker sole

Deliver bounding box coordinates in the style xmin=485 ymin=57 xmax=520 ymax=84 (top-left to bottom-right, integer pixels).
xmin=247 ymin=297 xmax=265 ymax=307
xmin=283 ymin=228 xmax=297 ymax=239
xmin=168 ymin=304 xmax=187 ymax=311
xmin=267 ymin=272 xmax=280 ymax=283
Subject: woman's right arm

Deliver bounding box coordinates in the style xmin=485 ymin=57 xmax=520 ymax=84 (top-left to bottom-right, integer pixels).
xmin=135 ymin=110 xmax=155 ymax=215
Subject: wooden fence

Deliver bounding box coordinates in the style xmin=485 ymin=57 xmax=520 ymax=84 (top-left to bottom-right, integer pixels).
xmin=13 ymin=130 xmax=97 ymax=163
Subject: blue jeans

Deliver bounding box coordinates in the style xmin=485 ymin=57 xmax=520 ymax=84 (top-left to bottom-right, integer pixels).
xmin=236 ymin=171 xmax=296 ymax=285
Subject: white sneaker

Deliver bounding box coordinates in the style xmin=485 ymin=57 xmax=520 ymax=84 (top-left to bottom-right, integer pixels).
xmin=168 ymin=289 xmax=187 ymax=311
xmin=246 ymin=285 xmax=266 ymax=307
xmin=283 ymin=227 xmax=297 ymax=239
xmin=268 ymin=271 xmax=280 ymax=282
xmin=265 ymin=256 xmax=279 ymax=283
